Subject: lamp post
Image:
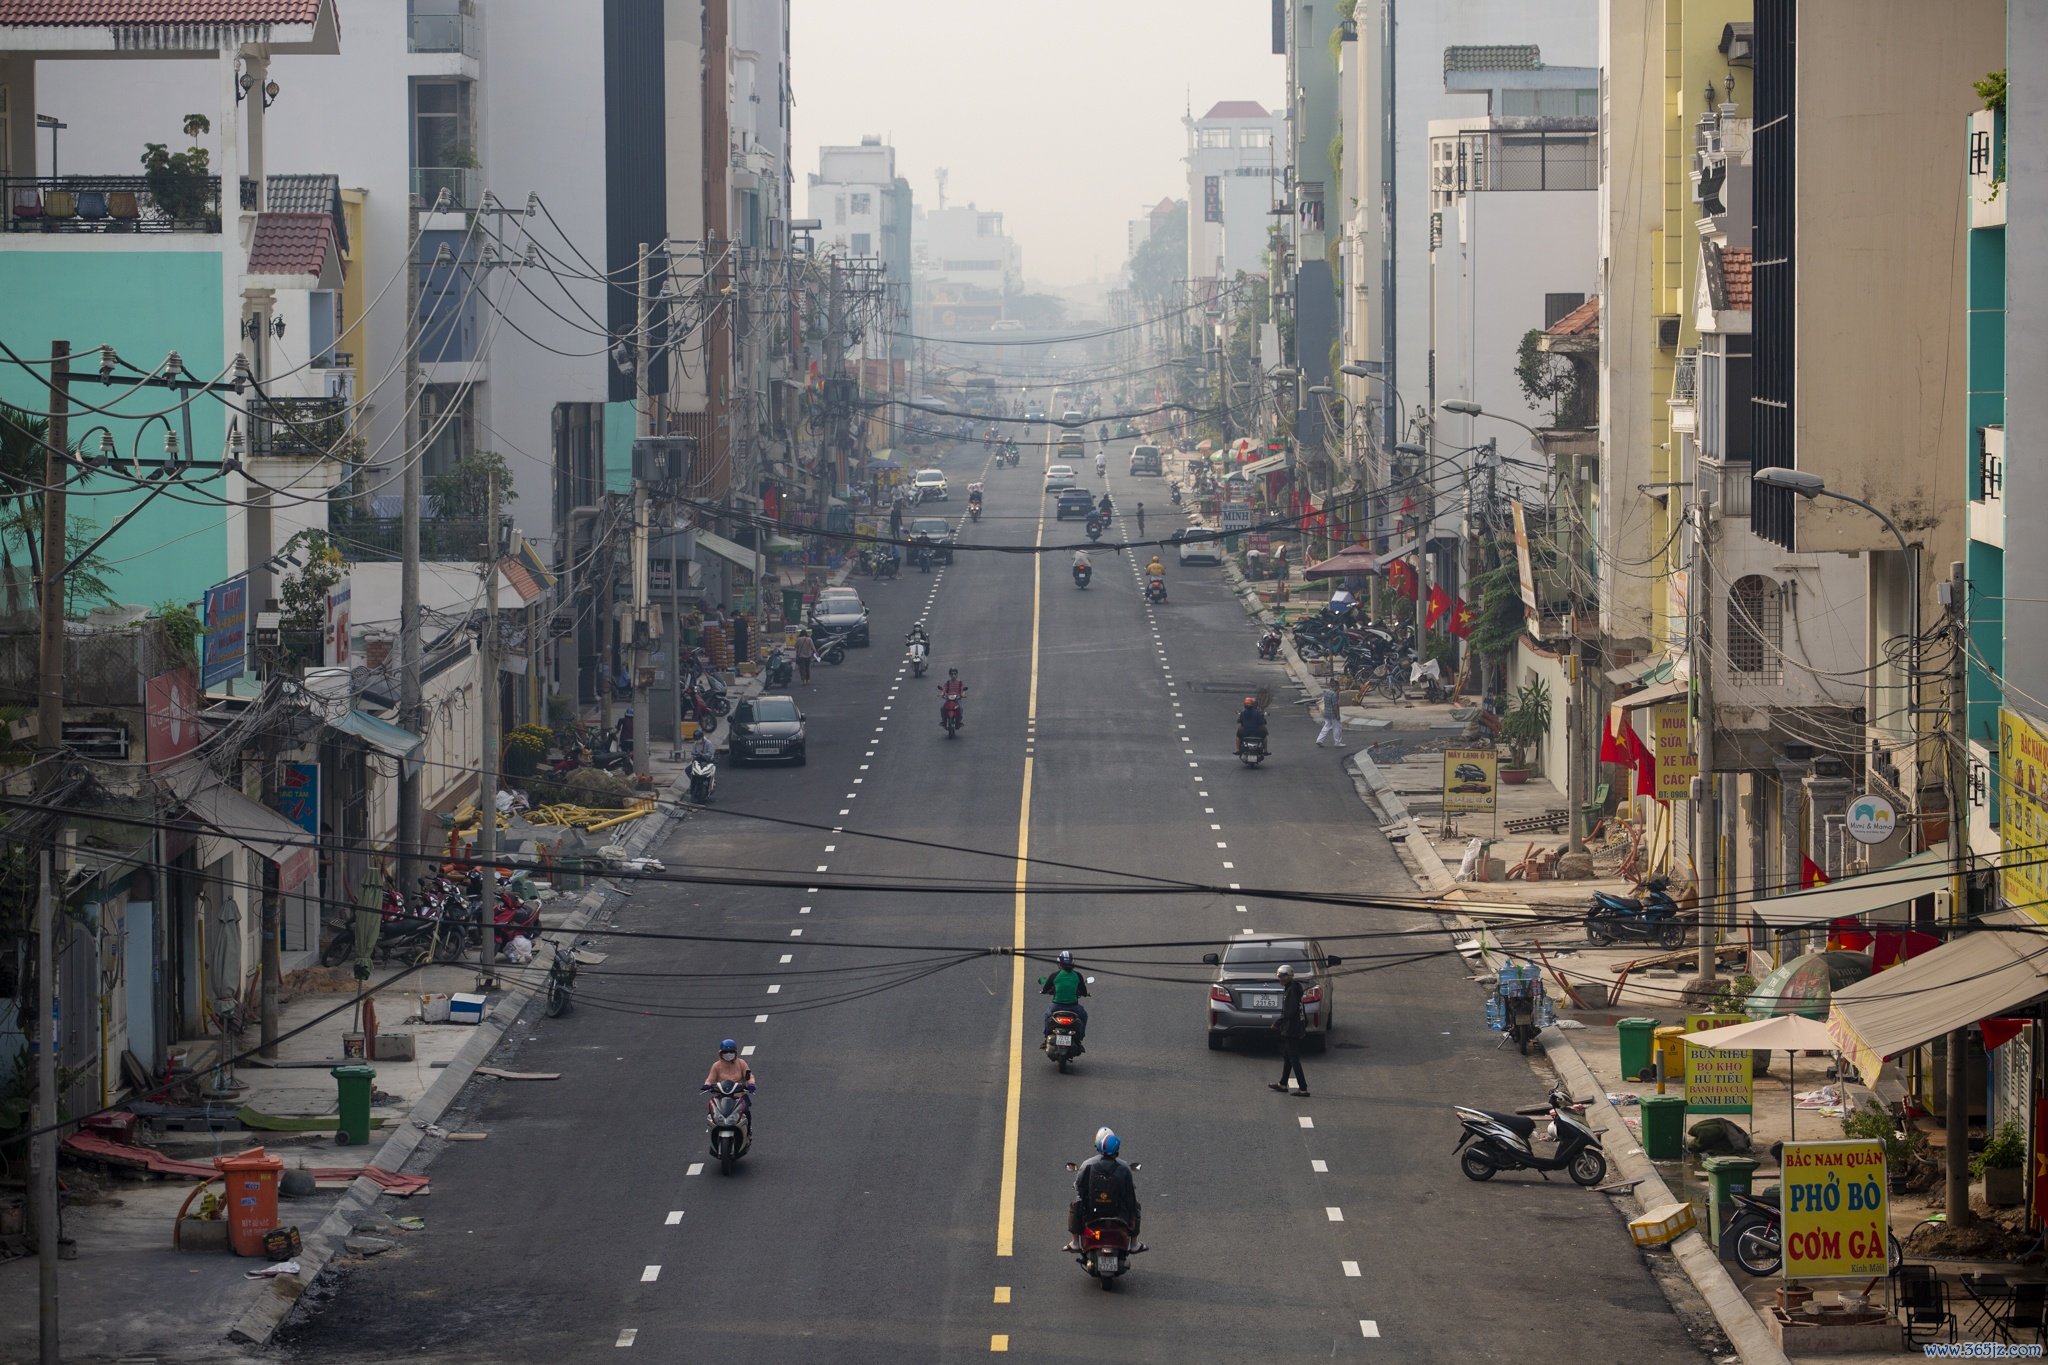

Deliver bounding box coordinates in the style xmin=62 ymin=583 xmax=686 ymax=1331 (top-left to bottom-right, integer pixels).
xmin=1749 ymin=465 xmax=1961 ymax=1224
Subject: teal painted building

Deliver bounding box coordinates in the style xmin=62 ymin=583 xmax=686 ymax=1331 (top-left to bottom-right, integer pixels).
xmin=0 ymin=240 xmax=231 ymax=609
xmin=1965 ymin=98 xmax=2008 ymax=833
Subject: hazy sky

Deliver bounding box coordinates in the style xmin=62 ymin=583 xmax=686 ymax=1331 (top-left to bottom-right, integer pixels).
xmin=789 ymin=0 xmax=1286 ymax=293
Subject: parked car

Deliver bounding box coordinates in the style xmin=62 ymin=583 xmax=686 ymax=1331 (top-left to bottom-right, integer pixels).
xmin=908 ymin=516 xmax=955 ymax=565
xmin=1114 ymin=421 xmax=1140 ymax=439
xmin=1128 ymin=445 xmax=1162 ymax=476
xmin=1045 ymin=463 xmax=1079 ymax=491
xmin=727 ymin=694 xmax=807 ymax=766
xmin=809 ymin=587 xmax=870 ymax=646
xmin=911 ymin=468 xmax=949 ymax=501
xmin=1174 ymin=526 xmax=1224 ymax=567
xmin=1202 ymin=937 xmax=1341 ymax=1051
xmin=1055 ymin=488 xmax=1096 ymax=520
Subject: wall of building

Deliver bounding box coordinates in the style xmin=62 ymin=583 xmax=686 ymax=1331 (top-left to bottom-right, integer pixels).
xmin=1183 ymin=104 xmax=1285 ymax=283
xmin=2005 ymin=2 xmax=2048 ymax=700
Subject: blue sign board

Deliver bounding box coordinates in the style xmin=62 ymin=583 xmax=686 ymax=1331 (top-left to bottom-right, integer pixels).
xmin=274 ymin=762 xmax=319 ymax=837
xmin=201 ymin=575 xmax=248 ymax=689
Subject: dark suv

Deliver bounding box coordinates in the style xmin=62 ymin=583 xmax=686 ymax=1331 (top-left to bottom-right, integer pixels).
xmin=908 ymin=516 xmax=955 ymax=565
xmin=809 ymin=589 xmax=870 ymax=647
xmin=1055 ymin=488 xmax=1096 ymax=520
xmin=728 ymin=694 xmax=807 ymax=766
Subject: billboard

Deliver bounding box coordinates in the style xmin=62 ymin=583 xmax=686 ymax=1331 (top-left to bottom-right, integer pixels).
xmin=273 ymin=762 xmax=319 ymax=837
xmin=1442 ymin=747 xmax=1497 ymax=814
xmin=1681 ymin=1013 xmax=1754 ymax=1115
xmin=144 ymin=667 xmax=200 ymax=773
xmin=200 ymin=576 xmax=248 ymax=689
xmin=1653 ymin=702 xmax=1698 ymax=801
xmin=2000 ymin=706 xmax=2048 ymax=920
xmin=1781 ymin=1140 xmax=1890 ymax=1279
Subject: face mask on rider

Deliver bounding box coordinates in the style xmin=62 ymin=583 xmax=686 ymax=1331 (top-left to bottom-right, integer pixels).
xmin=721 ymin=1051 xmax=737 ymax=1063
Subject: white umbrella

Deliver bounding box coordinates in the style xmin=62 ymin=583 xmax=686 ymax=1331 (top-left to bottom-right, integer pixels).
xmin=1681 ymin=1012 xmax=1839 ymax=1139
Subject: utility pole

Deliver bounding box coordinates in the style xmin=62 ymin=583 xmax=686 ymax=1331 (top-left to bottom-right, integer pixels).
xmin=37 ymin=340 xmax=69 ymax=751
xmin=34 ymin=848 xmax=58 ymax=1364
xmin=630 ymin=243 xmax=652 ymax=781
xmin=821 ymin=258 xmax=846 ymax=524
xmin=1690 ymin=482 xmax=1719 ymax=988
xmin=1944 ymin=559 xmax=1972 ymax=1227
xmin=258 ymin=724 xmax=281 ymax=1055
xmin=475 ymin=469 xmax=501 ymax=990
xmin=397 ymin=196 xmax=424 ymax=898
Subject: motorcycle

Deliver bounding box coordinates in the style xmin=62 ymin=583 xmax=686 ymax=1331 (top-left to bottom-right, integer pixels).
xmin=1144 ymin=577 xmax=1168 ymax=605
xmin=1485 ymin=963 xmax=1554 ymax=1055
xmin=1169 ymin=482 xmax=1183 ymax=507
xmin=812 ymin=630 xmax=850 ymax=666
xmin=1063 ymin=1161 xmax=1146 ymax=1289
xmin=1236 ymin=732 xmax=1267 ymax=767
xmin=764 ymin=645 xmax=794 ymax=690
xmin=1072 ymin=563 xmax=1092 ymax=589
xmin=469 ymin=872 xmax=543 ymax=952
xmin=1085 ymin=515 xmax=1105 ymax=542
xmin=908 ymin=634 xmax=930 ymax=677
xmin=687 ymin=751 xmax=717 ymax=804
xmin=969 ymin=501 xmax=982 ymax=523
xmin=1720 ymin=1188 xmax=1902 ymax=1276
xmin=1256 ymin=625 xmax=1283 ymax=661
xmin=1044 ymin=1007 xmax=1085 ymax=1072
xmin=939 ymin=691 xmax=965 ymax=739
xmin=1453 ymin=1086 xmax=1608 ymax=1186
xmin=912 ymin=542 xmax=935 ymax=573
xmin=543 ymin=941 xmax=579 ymax=1018
xmin=705 ymin=1078 xmax=754 ymax=1176
xmin=874 ymin=550 xmax=900 ymax=580
xmin=1585 ymin=876 xmax=1685 ymax=950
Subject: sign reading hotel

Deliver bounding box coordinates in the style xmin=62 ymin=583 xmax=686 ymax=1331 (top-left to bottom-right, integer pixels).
xmin=2000 ymin=707 xmax=2048 ymax=922
xmin=1682 ymin=1013 xmax=1753 ymax=1115
xmin=1781 ymin=1140 xmax=1891 ymax=1279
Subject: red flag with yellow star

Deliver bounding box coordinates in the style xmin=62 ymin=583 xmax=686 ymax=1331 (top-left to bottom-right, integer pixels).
xmin=1385 ymin=559 xmax=1417 ymax=600
xmin=1425 ymin=584 xmax=1453 ymax=631
xmin=1447 ymin=597 xmax=1475 ymax=639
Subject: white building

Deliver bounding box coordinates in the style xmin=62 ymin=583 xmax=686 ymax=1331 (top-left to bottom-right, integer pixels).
xmin=1182 ymin=99 xmax=1284 ymax=286
xmin=911 ymin=202 xmax=1020 ymax=331
xmin=807 ymin=136 xmax=913 ymax=368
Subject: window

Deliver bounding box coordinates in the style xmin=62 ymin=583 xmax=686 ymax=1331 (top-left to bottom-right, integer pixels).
xmin=849 ymin=191 xmax=872 ymax=216
xmin=411 ymin=80 xmax=469 ymax=169
xmin=1197 ymin=127 xmax=1232 ymax=149
xmin=1544 ymin=292 xmax=1586 ymax=328
xmin=851 ymin=232 xmax=872 ymax=256
xmin=420 ymin=384 xmax=474 ymax=482
xmin=1499 ymin=88 xmax=1599 ymax=118
xmin=309 ymin=291 xmax=339 ymax=367
xmin=1726 ymin=575 xmax=1782 ymax=682
xmin=1240 ymin=128 xmax=1272 ymax=149
xmin=977 ymin=213 xmax=1002 ymax=237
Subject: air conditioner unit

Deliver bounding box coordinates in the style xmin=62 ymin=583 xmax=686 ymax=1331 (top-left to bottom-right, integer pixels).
xmin=631 ymin=436 xmax=695 ymax=485
xmin=61 ymin=722 xmax=129 ymax=761
xmin=1656 ymin=315 xmax=1681 ymax=349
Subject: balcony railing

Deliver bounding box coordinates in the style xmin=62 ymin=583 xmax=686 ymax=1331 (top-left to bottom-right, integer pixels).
xmin=1670 ymin=348 xmax=1699 ymax=404
xmin=1699 ymin=454 xmax=1752 ymax=519
xmin=3 ymin=174 xmax=256 ymax=234
xmin=408 ymin=11 xmax=480 ymax=56
xmin=249 ymin=396 xmax=350 ymax=460
xmin=328 ymin=510 xmax=489 ymax=562
xmin=411 ymin=166 xmax=482 ymax=212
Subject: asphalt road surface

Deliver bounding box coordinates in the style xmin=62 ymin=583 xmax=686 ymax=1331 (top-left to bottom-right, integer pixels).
xmin=279 ymin=434 xmax=1709 ymax=1362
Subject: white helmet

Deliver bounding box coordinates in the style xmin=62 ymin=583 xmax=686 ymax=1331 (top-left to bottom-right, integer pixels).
xmin=1275 ymin=964 xmax=1295 ymax=980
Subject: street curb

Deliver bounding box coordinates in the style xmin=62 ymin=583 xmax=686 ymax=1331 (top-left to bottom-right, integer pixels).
xmin=1544 ymin=1030 xmax=1790 ymax=1365
xmin=1346 ymin=749 xmax=1456 ymax=893
xmin=226 ymin=779 xmax=687 ymax=1347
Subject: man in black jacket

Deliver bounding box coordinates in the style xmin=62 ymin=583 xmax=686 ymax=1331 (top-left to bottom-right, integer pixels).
xmin=1066 ymin=1128 xmax=1142 ymax=1251
xmin=1270 ymin=964 xmax=1310 ymax=1097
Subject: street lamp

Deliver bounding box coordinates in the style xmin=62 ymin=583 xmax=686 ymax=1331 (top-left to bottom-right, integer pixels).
xmin=1439 ymin=398 xmax=1542 ymax=440
xmin=1749 ymin=467 xmax=1918 ymax=652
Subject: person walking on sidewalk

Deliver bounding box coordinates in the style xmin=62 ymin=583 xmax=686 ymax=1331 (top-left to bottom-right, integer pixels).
xmin=1270 ymin=965 xmax=1309 ymax=1097
xmin=1315 ymin=682 xmax=1345 ymax=748
xmin=794 ymin=630 xmax=815 ymax=686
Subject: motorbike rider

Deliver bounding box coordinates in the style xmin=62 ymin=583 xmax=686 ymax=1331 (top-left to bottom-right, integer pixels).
xmin=939 ymin=668 xmax=968 ymax=725
xmin=1098 ymin=491 xmax=1115 ymax=520
xmin=689 ymin=729 xmax=716 ymax=766
xmin=702 ymin=1039 xmax=756 ymax=1117
xmin=1145 ymin=552 xmax=1166 ymax=583
xmin=1040 ymin=950 xmax=1090 ymax=1043
xmin=1066 ymin=1127 xmax=1143 ymax=1253
xmin=1095 ymin=451 xmax=1107 ymax=476
xmin=1235 ymin=695 xmax=1269 ymax=754
xmin=906 ymin=623 xmax=931 ymax=652
xmin=1071 ymin=548 xmax=1092 ymax=575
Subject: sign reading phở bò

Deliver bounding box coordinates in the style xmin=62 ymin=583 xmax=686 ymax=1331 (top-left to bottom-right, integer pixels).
xmin=1781 ymin=1140 xmax=1890 ymax=1279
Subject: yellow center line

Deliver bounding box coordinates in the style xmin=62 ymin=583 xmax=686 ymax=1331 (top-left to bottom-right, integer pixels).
xmin=995 ymin=469 xmax=1046 ymax=1259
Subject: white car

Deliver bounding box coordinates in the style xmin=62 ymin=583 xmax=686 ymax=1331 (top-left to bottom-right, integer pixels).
xmin=1175 ymin=526 xmax=1224 ymax=567
xmin=1045 ymin=464 xmax=1078 ymax=491
xmin=912 ymin=468 xmax=948 ymax=500
xmin=1061 ymin=410 xmax=1085 ymax=426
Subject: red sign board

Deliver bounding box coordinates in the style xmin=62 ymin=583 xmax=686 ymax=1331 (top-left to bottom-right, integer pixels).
xmin=145 ymin=667 xmax=200 ymax=773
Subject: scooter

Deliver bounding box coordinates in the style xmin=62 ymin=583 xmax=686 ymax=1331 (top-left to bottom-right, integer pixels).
xmin=1236 ymin=732 xmax=1268 ymax=767
xmin=1256 ymin=625 xmax=1283 ymax=661
xmin=1169 ymin=481 xmax=1183 ymax=507
xmin=908 ymin=635 xmax=930 ymax=677
xmin=687 ymin=751 xmax=717 ymax=804
xmin=1585 ymin=876 xmax=1685 ymax=949
xmin=1072 ymin=562 xmax=1092 ymax=589
xmin=764 ymin=645 xmax=794 ymax=690
xmin=1144 ymin=577 xmax=1168 ymax=605
xmin=1063 ymin=1161 xmax=1146 ymax=1290
xmin=939 ymin=688 xmax=965 ymax=738
xmin=969 ymin=502 xmax=983 ymax=523
xmin=913 ymin=543 xmax=935 ymax=573
xmin=1043 ymin=1005 xmax=1086 ymax=1072
xmin=812 ymin=630 xmax=850 ymax=666
xmin=1720 ymin=1188 xmax=1902 ymax=1276
xmin=1086 ymin=516 xmax=1105 ymax=542
xmin=1453 ymin=1086 xmax=1608 ymax=1186
xmin=543 ymin=941 xmax=579 ymax=1018
xmin=705 ymin=1079 xmax=754 ymax=1176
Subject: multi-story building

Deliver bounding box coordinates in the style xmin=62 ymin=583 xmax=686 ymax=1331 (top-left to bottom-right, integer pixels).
xmin=1182 ymin=99 xmax=1283 ymax=287
xmin=808 ymin=136 xmax=912 ymax=372
xmin=912 ymin=203 xmax=1020 ymax=331
xmin=1281 ymin=2 xmax=1344 ymax=477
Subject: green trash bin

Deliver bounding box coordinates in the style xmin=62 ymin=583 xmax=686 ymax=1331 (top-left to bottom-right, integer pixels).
xmin=1618 ymin=1017 xmax=1658 ymax=1082
xmin=782 ymin=586 xmax=804 ymax=623
xmin=1639 ymin=1094 xmax=1686 ymax=1161
xmin=1700 ymin=1155 xmax=1760 ymax=1245
xmin=331 ymin=1064 xmax=376 ymax=1147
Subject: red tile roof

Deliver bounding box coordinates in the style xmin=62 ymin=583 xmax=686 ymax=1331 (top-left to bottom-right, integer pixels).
xmin=0 ymin=0 xmax=317 ymax=21
xmin=1720 ymin=247 xmax=1754 ymax=309
xmin=246 ymin=211 xmax=335 ymax=279
xmin=1201 ymin=100 xmax=1270 ymax=120
xmin=1546 ymin=297 xmax=1600 ymax=337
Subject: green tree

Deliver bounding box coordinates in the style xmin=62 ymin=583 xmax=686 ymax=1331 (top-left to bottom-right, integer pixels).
xmin=426 ymin=448 xmax=514 ymax=520
xmin=1127 ymin=202 xmax=1189 ymax=310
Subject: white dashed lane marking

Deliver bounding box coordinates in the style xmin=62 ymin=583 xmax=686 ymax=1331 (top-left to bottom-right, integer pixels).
xmin=740 ymin=1045 xmax=757 ymax=1056
xmin=1299 ymin=1116 xmax=1315 ymax=1129
xmin=1343 ymin=1260 xmax=1360 ymax=1277
xmin=1361 ymin=1322 xmax=1381 ymax=1339
xmin=1312 ymin=1159 xmax=1328 ymax=1173
xmin=665 ymin=1211 xmax=684 ymax=1225
xmin=641 ymin=1265 xmax=661 ymax=1283
xmin=616 ymin=1328 xmax=638 ymax=1347
xmin=686 ymin=1163 xmax=704 ymax=1176
xmin=1326 ymin=1207 xmax=1344 ymax=1222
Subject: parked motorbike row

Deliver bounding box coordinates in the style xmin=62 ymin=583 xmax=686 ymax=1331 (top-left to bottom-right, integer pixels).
xmin=319 ymin=868 xmax=542 ymax=968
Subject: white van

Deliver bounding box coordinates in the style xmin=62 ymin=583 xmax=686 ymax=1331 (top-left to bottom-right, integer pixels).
xmin=1128 ymin=445 xmax=1162 ymax=476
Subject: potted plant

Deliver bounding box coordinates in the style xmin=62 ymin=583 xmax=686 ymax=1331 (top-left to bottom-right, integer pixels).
xmin=1842 ymin=1099 xmax=1915 ymax=1194
xmin=1972 ymin=1118 xmax=2026 ymax=1206
xmin=140 ymin=114 xmax=215 ymax=226
xmin=1497 ymin=677 xmax=1551 ymax=783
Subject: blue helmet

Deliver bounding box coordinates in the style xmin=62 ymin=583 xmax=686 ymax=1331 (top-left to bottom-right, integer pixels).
xmin=1058 ymin=951 xmax=1074 ymax=967
xmin=1094 ymin=1126 xmax=1118 ymax=1157
xmin=719 ymin=1039 xmax=737 ymax=1055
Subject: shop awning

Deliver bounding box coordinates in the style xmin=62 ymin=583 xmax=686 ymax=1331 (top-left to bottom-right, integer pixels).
xmin=165 ymin=762 xmax=316 ymax=893
xmin=1606 ymin=652 xmax=1682 ymax=687
xmin=1239 ymin=453 xmax=1288 ymax=478
xmin=1746 ymin=844 xmax=1954 ymax=928
xmin=1304 ymin=544 xmax=1379 ymax=580
xmin=1827 ymin=912 xmax=2048 ymax=1081
xmin=1612 ymin=677 xmax=1689 ymax=714
xmin=327 ymin=708 xmax=423 ymax=761
xmin=694 ymin=531 xmax=759 ymax=574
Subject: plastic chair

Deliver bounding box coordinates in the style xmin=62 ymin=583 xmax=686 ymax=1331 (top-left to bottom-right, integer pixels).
xmin=1899 ymin=1275 xmax=1955 ymax=1348
xmin=9 ymin=186 xmax=43 ymax=228
xmin=41 ymin=189 xmax=76 ymax=228
xmin=107 ymin=189 xmax=140 ymax=227
xmin=75 ymin=189 xmax=108 ymax=224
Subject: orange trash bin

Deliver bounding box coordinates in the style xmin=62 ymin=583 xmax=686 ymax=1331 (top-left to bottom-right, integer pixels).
xmin=214 ymin=1145 xmax=285 ymax=1257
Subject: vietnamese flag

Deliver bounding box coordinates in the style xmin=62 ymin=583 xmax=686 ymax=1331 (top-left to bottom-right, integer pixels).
xmin=1599 ymin=709 xmax=1633 ymax=765
xmin=1448 ymin=597 xmax=1475 ymax=639
xmin=1802 ymin=856 xmax=1831 ymax=889
xmin=1426 ymin=583 xmax=1453 ymax=631
xmin=1386 ymin=559 xmax=1418 ymax=600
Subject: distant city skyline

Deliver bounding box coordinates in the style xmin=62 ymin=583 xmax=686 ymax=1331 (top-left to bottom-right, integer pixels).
xmin=789 ymin=0 xmax=1284 ymax=291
